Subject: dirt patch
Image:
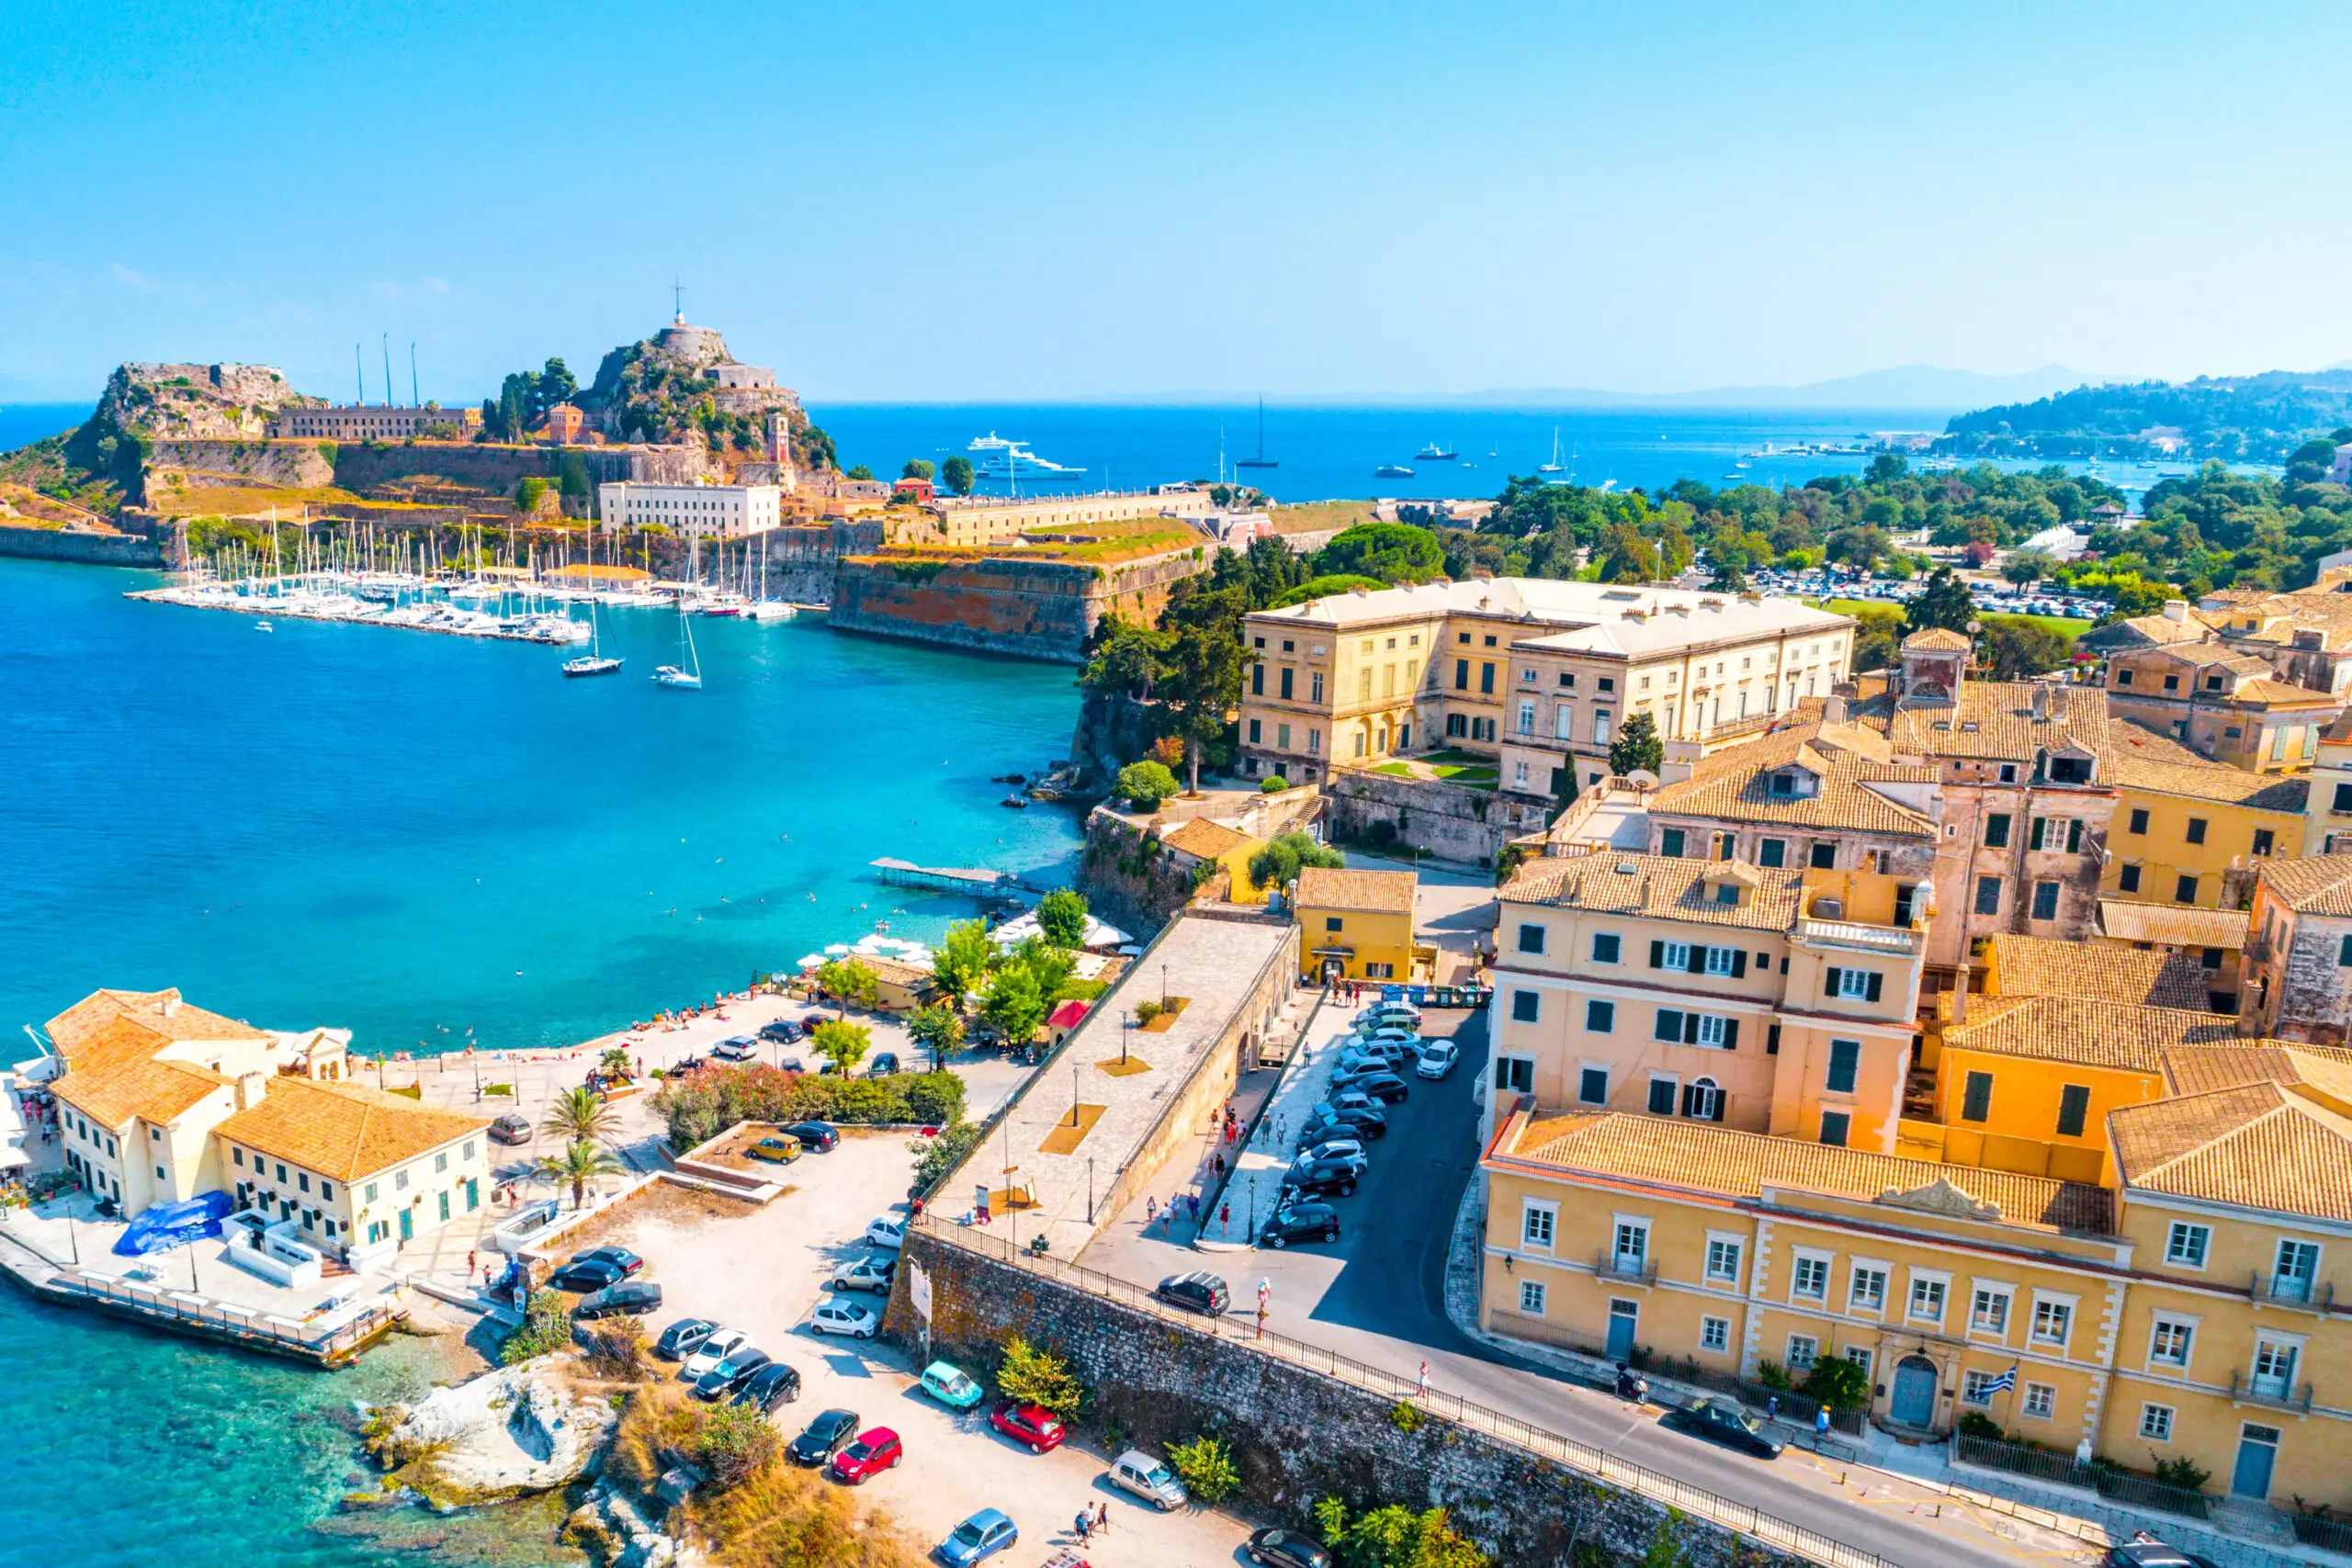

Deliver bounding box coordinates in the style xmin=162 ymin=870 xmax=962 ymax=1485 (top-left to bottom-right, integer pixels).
xmin=554 ymin=1179 xmax=750 ymax=1254
xmin=1035 ymin=1103 xmax=1107 ymax=1156
xmin=1095 ymin=1055 xmax=1154 ymax=1078
xmin=1137 ymin=997 xmax=1191 ymax=1033
xmin=688 ymin=1121 xmax=804 ymax=1176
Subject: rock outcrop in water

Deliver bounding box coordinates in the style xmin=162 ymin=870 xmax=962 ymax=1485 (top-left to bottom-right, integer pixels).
xmin=365 ymin=1358 xmax=617 ymax=1506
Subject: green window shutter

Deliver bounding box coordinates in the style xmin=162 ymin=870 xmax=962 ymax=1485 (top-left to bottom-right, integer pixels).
xmin=1866 ymin=971 xmax=1883 ymax=1003
xmin=1721 ymin=1020 xmax=1739 ymax=1051
xmin=1731 ymin=951 xmax=1747 ymax=977
xmin=1962 ymin=1070 xmax=1993 ymax=1122
xmin=2056 ymin=1083 xmax=2091 ymax=1138
xmin=2066 ymin=818 xmax=2084 ymax=853
xmin=1649 ymin=940 xmax=1665 ymax=969
xmin=1682 ymin=1012 xmax=1702 ymax=1044
xmin=1825 ymin=965 xmax=1843 ymax=996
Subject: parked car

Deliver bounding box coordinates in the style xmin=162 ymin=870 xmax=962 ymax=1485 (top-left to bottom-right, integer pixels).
xmin=733 ymin=1360 xmax=803 ymax=1414
xmin=694 ymin=1346 xmax=773 ymax=1401
xmin=1107 ymin=1449 xmax=1187 ymax=1510
xmin=1280 ymin=1168 xmax=1359 ymax=1201
xmin=920 ymin=1360 xmax=987 ymax=1411
xmin=1334 ymin=1046 xmax=1396 ymax=1077
xmin=1360 ymin=1029 xmax=1421 ymax=1055
xmin=574 ymin=1280 xmax=662 ymax=1319
xmin=710 ymin=1035 xmax=761 ymax=1063
xmin=1356 ymin=1003 xmax=1420 ymax=1031
xmin=865 ymin=1215 xmax=908 ymax=1249
xmin=810 ymin=1299 xmax=881 ymax=1338
xmin=2102 ymin=1540 xmax=2221 ymax=1568
xmin=1413 ymin=1039 xmax=1460 ymax=1079
xmin=1336 ymin=1070 xmax=1409 ymax=1104
xmin=989 ymin=1401 xmax=1067 ymax=1452
xmin=783 ymin=1120 xmax=840 ymax=1151
xmin=747 ymin=1134 xmax=803 ymax=1165
xmin=575 ymin=1246 xmax=644 ymax=1277
xmin=828 ymin=1426 xmax=904 ymax=1484
xmin=1261 ymin=1202 xmax=1340 ymax=1249
xmin=759 ymin=1018 xmax=804 ymax=1043
xmin=935 ymin=1507 xmax=1018 ymax=1568
xmin=1248 ymin=1529 xmax=1336 ymax=1568
xmin=1661 ymin=1397 xmax=1784 ymax=1460
xmin=1295 ymin=1137 xmax=1365 ymax=1166
xmin=787 ymin=1408 xmax=860 ymax=1467
xmin=868 ymin=1052 xmax=901 ymax=1077
xmin=1299 ymin=1109 xmax=1385 ymax=1144
xmin=655 ymin=1317 xmax=717 ymax=1359
xmin=1156 ymin=1270 xmax=1230 ymax=1315
xmin=830 ymin=1253 xmax=898 ymax=1293
xmin=548 ymin=1258 xmax=628 ymax=1293
xmin=488 ymin=1113 xmax=531 ymax=1145
xmin=682 ymin=1327 xmax=752 ymax=1380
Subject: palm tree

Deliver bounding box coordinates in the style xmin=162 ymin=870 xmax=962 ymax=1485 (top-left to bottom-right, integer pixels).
xmin=599 ymin=1045 xmax=634 ymax=1079
xmin=537 ymin=1138 xmax=624 ymax=1210
xmin=542 ymin=1085 xmax=619 ymax=1146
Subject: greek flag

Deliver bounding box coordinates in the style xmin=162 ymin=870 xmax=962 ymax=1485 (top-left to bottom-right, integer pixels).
xmin=1985 ymin=1365 xmax=2018 ymax=1394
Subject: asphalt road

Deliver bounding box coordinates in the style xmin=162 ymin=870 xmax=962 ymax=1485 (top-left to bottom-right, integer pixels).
xmin=1083 ymin=1001 xmax=2091 ymax=1568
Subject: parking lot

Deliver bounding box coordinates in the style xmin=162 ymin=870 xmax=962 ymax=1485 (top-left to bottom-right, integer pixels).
xmin=542 ymin=1127 xmax=1255 ymax=1564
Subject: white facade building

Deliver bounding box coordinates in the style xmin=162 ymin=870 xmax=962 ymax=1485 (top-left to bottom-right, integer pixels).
xmin=598 ymin=481 xmax=783 ymax=538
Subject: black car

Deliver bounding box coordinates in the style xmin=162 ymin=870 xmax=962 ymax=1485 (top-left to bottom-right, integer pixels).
xmin=759 ymin=1018 xmax=805 ymax=1043
xmin=2103 ymin=1541 xmax=2221 ymax=1568
xmin=1261 ymin=1201 xmax=1340 ymax=1249
xmin=1281 ymin=1159 xmax=1361 ymax=1201
xmin=1661 ymin=1397 xmax=1784 ymax=1460
xmin=782 ymin=1120 xmax=839 ymax=1151
xmin=788 ymin=1407 xmax=861 ymax=1466
xmin=868 ymin=1052 xmax=901 ymax=1077
xmin=1156 ymin=1271 xmax=1230 ymax=1315
xmin=574 ymin=1280 xmax=662 ymax=1319
xmin=733 ymin=1361 xmax=803 ymax=1413
xmin=488 ymin=1113 xmax=531 ymax=1145
xmin=656 ymin=1317 xmax=718 ymax=1359
xmin=548 ymin=1258 xmax=628 ymax=1293
xmin=574 ymin=1246 xmax=644 ymax=1277
xmin=1248 ymin=1528 xmax=1335 ymax=1568
xmin=1335 ymin=1071 xmax=1409 ymax=1105
xmin=694 ymin=1347 xmax=773 ymax=1401
xmin=1306 ymin=1102 xmax=1387 ymax=1138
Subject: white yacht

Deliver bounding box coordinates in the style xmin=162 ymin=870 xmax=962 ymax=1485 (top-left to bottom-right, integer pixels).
xmin=967 ymin=432 xmax=1086 ymax=481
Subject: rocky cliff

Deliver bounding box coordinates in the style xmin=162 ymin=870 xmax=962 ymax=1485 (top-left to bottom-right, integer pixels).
xmin=364 ymin=1357 xmax=617 ymax=1506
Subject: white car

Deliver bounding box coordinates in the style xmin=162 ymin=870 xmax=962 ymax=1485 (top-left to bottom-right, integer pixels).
xmin=810 ymin=1298 xmax=880 ymax=1338
xmin=1108 ymin=1449 xmax=1188 ymax=1510
xmin=681 ymin=1325 xmax=749 ymax=1380
xmin=1361 ymin=1030 xmax=1420 ymax=1057
xmin=830 ymin=1253 xmax=898 ymax=1292
xmin=1297 ymin=1137 xmax=1365 ymax=1165
xmin=864 ymin=1215 xmax=907 ymax=1250
xmin=1414 ymin=1038 xmax=1460 ymax=1079
xmin=1355 ymin=1007 xmax=1420 ymax=1032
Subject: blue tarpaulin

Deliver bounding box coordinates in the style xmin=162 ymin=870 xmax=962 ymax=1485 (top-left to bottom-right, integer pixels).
xmin=113 ymin=1190 xmax=234 ymax=1257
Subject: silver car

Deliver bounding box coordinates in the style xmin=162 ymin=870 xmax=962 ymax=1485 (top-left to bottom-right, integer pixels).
xmin=1108 ymin=1449 xmax=1187 ymax=1510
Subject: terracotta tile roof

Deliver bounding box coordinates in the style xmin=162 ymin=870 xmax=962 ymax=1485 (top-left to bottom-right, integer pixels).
xmin=2102 ymin=723 xmax=2310 ymax=810
xmin=2209 ymin=588 xmax=2352 ymax=652
xmin=46 ymin=987 xmax=268 ymax=1057
xmin=1982 ymin=932 xmax=2216 ymax=1009
xmin=2109 ymin=1082 xmax=2352 ymax=1224
xmin=2256 ymin=855 xmax=2352 ymax=916
xmin=1295 ymin=865 xmax=1417 ymax=915
xmin=1878 ymin=681 xmax=2111 ymax=763
xmin=2079 ymin=612 xmax=2215 ymax=652
xmin=2230 ymin=677 xmax=2338 ymax=709
xmin=857 ymin=955 xmax=937 ymax=989
xmin=2096 ymin=901 xmax=2251 ymax=950
xmin=1901 ymin=627 xmax=1972 ymax=651
xmin=1502 ymin=852 xmax=1803 ymax=933
xmin=1160 ymin=818 xmax=1253 ymax=860
xmin=51 ymin=1021 xmax=231 ymax=1128
xmin=1500 ymin=1109 xmax=2112 ymax=1235
xmin=2324 ymin=709 xmax=2352 ymax=744
xmin=2158 ymin=1043 xmax=2352 ymax=1104
xmin=1651 ymin=722 xmax=1938 ymax=840
xmin=1944 ymin=996 xmax=2241 ymax=1073
xmin=214 ymin=1077 xmax=490 ymax=1182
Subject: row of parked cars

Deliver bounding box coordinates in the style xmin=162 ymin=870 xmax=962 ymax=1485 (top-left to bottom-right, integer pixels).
xmin=1256 ymin=1001 xmax=1458 ymax=1249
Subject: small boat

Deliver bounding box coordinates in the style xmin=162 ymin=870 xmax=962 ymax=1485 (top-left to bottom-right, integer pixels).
xmin=1235 ymin=397 xmax=1279 ymax=469
xmin=564 ymin=654 xmax=623 ymax=678
xmin=254 ymin=620 xmax=274 ymax=633
xmin=654 ymin=586 xmax=703 ymax=689
xmin=1413 ymin=442 xmax=1458 ymax=461
xmin=1000 ymin=795 xmax=1029 ymax=810
xmin=1374 ymin=463 xmax=1414 ymax=479
xmin=1538 ymin=428 xmax=1565 ymax=474
xmin=747 ymin=600 xmax=797 ymax=621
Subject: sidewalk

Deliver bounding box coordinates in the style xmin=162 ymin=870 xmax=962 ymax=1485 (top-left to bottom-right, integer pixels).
xmin=1196 ymin=990 xmax=1351 ymax=1248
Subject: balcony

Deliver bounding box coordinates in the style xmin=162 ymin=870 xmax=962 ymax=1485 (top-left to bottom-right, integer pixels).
xmin=1594 ymin=1248 xmax=1658 ymax=1286
xmin=1793 ymin=917 xmax=1925 ymax=957
xmin=2251 ymin=1272 xmax=2335 ymax=1314
xmin=2226 ymin=1369 xmax=2314 ymax=1414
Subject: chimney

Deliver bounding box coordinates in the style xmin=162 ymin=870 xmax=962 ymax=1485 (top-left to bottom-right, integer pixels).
xmin=159 ymin=992 xmax=181 ymax=1018
xmin=2030 ymin=685 xmax=2051 ymax=721
xmin=235 ymin=1071 xmax=270 ymax=1111
xmin=1822 ymin=694 xmax=1849 ymax=726
xmin=2163 ymin=600 xmax=2189 ymax=623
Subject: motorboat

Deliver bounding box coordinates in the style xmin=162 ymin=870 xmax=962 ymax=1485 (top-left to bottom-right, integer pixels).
xmin=967 ymin=432 xmax=1086 ymax=481
xmin=1374 ymin=463 xmax=1414 ymax=479
xmin=564 ymin=654 xmax=624 ymax=678
xmin=1413 ymin=442 xmax=1458 ymax=461
xmin=654 ymin=664 xmax=702 ymax=689
xmin=254 ymin=620 xmax=274 ymax=632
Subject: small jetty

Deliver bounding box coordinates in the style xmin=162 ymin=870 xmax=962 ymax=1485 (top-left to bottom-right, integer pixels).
xmin=869 ymin=858 xmax=1045 ymax=897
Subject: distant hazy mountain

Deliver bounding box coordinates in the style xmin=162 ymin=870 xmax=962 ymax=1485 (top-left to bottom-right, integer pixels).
xmin=1441 ymin=365 xmax=2090 ymax=412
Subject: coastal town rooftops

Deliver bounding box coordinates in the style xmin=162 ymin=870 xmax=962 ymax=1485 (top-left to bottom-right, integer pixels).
xmin=1159 ymin=818 xmax=1254 ymax=861
xmin=1874 ymin=680 xmax=2112 ymax=766
xmin=2080 ymin=608 xmax=2219 ymax=653
xmin=52 ymin=1038 xmax=228 ymax=1131
xmin=2103 ymin=726 xmax=2312 ymax=809
xmin=46 ymin=987 xmax=269 ymax=1057
xmin=2256 ymin=854 xmax=2352 ymax=917
xmin=1247 ymin=577 xmax=1849 ymax=653
xmin=215 ymin=1077 xmax=490 ymax=1183
xmin=1942 ymin=995 xmax=2245 ymax=1074
xmin=2109 ymin=1081 xmax=2352 ymax=1224
xmin=1295 ymin=865 xmax=1417 ymax=915
xmin=1502 ymin=852 xmax=1802 ymax=932
xmin=1489 ymin=1102 xmax=2113 ymax=1235
xmin=1981 ymin=932 xmax=2219 ymax=1009
xmin=1650 ymin=720 xmax=1938 ymax=839
xmin=2096 ymin=900 xmax=2252 ymax=951
xmin=2202 ymin=587 xmax=2352 ymax=652
xmin=1900 ymin=627 xmax=1972 ymax=651
xmin=2159 ymin=1043 xmax=2352 ymax=1107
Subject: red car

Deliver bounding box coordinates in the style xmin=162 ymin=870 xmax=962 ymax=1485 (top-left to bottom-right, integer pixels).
xmin=989 ymin=1401 xmax=1067 ymax=1453
xmin=828 ymin=1426 xmax=904 ymax=1484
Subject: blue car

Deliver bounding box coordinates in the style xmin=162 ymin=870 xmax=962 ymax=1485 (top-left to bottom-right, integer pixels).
xmin=935 ymin=1507 xmax=1017 ymax=1566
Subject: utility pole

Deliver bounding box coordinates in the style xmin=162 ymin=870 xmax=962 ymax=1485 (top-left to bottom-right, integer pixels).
xmin=355 ymin=343 xmax=364 ymax=405
xmin=411 ymin=343 xmax=420 ymax=407
xmin=382 ymin=335 xmax=393 ymax=409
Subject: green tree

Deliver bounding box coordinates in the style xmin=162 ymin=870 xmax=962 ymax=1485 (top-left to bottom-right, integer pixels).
xmin=2001 ymin=548 xmax=2056 ymax=586
xmin=978 ymin=964 xmax=1047 ymax=1048
xmin=1981 ymin=616 xmax=2073 ymax=680
xmin=536 ymin=1137 xmax=623 ymax=1210
xmin=1799 ymin=1355 xmax=1871 ymax=1412
xmin=797 ymin=423 xmax=838 ymax=472
xmin=900 ymin=457 xmax=935 ymax=480
xmin=1036 ymin=887 xmax=1090 ymax=948
xmin=500 ymin=1290 xmax=573 ymax=1364
xmin=1001 ymin=934 xmax=1077 ymax=1001
xmin=1311 ymin=522 xmax=1446 ymax=584
xmin=537 ymin=356 xmax=577 ymax=417
xmin=1705 ymin=547 xmax=1750 ymax=591
xmin=696 ymin=1399 xmax=781 ymax=1489
xmin=809 ymin=1018 xmax=873 ymax=1075
xmin=844 ymin=463 xmax=875 ymax=480
xmin=1165 ymin=1433 xmax=1240 ymax=1505
xmin=1248 ymin=829 xmax=1344 ymax=890
xmin=1118 ymin=759 xmax=1180 ymax=810
xmin=1599 ymin=523 xmax=1660 ymax=583
xmin=995 ymin=1334 xmax=1088 ymax=1417
xmin=908 ymin=1003 xmax=965 ymax=1072
xmin=1079 ymin=616 xmax=1176 ymax=701
xmin=813 ymin=957 xmax=880 ymax=1019
xmin=932 ymin=919 xmax=996 ymax=1003
xmin=941 ymin=454 xmax=976 ymax=495
xmin=1904 ymin=566 xmax=1976 ymax=635
xmin=542 ymin=1085 xmax=619 ymax=1145
xmin=1825 ymin=525 xmax=1891 ymax=571
xmin=1157 ymin=582 xmax=1255 ymax=794
xmin=1609 ymin=711 xmax=1664 ymax=776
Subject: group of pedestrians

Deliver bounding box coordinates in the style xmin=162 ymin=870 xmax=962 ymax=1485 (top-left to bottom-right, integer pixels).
xmin=1071 ymin=1500 xmax=1113 ymax=1543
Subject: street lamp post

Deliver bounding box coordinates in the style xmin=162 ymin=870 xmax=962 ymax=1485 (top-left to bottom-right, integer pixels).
xmin=1087 ymin=1157 xmax=1096 ymax=1224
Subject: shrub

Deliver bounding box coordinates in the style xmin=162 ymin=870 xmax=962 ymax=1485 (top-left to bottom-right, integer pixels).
xmin=2153 ymin=1453 xmax=2211 ymax=1492
xmin=500 ymin=1290 xmax=573 ymax=1365
xmin=1260 ymin=774 xmax=1289 ymax=793
xmin=1754 ymin=1359 xmax=1791 ymax=1392
xmin=1134 ymin=1000 xmax=1162 ymax=1025
xmin=910 ymin=1120 xmax=983 ymax=1197
xmin=1798 ymin=1355 xmax=1871 ymax=1412
xmin=900 ymin=1070 xmax=966 ymax=1126
xmin=1166 ymin=1432 xmax=1239 ymax=1505
xmin=1955 ymin=1411 xmax=2004 ymax=1440
xmin=1117 ymin=760 xmax=1180 ymax=810
xmin=583 ymin=1315 xmax=650 ymax=1380
xmin=996 ymin=1335 xmax=1087 ymax=1417
xmin=1390 ymin=1399 xmax=1425 ymax=1432
xmin=697 ymin=1399 xmax=781 ymax=1490
xmin=1249 ymin=830 xmax=1343 ymax=890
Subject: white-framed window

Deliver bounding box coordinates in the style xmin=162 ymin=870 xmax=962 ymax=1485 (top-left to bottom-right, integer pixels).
xmin=1849 ymin=1264 xmax=1888 ymax=1314
xmin=1702 ymin=946 xmax=1736 ymax=976
xmin=1961 ymin=1370 xmax=2002 ymax=1407
xmin=2030 ymin=1295 xmax=2074 ymax=1348
xmin=1970 ymin=1285 xmax=2012 ymax=1337
xmin=1834 ymin=967 xmax=1871 ymax=998
xmin=1521 ymin=1200 xmax=1557 ymax=1251
xmin=2147 ymin=1314 xmax=2196 ymax=1370
xmin=1661 ymin=941 xmax=1692 ymax=970
xmin=1704 ymin=1235 xmax=1743 ymax=1285
xmin=1701 ymin=1315 xmax=1730 ymax=1353
xmin=2020 ymin=1382 xmax=2056 ymax=1421
xmin=1844 ymin=1346 xmax=1873 ymax=1377
xmin=1908 ymin=1272 xmax=1949 ymax=1325
xmin=2140 ymin=1404 xmax=2176 ymax=1442
xmin=2250 ymin=1336 xmax=2301 ymax=1397
xmin=1695 ymin=1015 xmax=1730 ymax=1049
xmin=1792 ymin=1253 xmax=1832 ymax=1302
xmin=1519 ymin=1280 xmax=1546 ymax=1316
xmin=2165 ymin=1221 xmax=2210 ymax=1269
xmin=1612 ymin=1217 xmax=1650 ymax=1268
xmin=1786 ymin=1335 xmax=1818 ymax=1371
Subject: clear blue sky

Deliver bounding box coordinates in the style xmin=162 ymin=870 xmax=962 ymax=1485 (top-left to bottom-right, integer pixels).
xmin=4 ymin=1 xmax=2348 ymax=404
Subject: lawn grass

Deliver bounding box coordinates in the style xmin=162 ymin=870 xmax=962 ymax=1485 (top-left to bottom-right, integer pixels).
xmin=1370 ymin=761 xmax=1417 ymax=778
xmin=1805 ymin=596 xmax=2094 ymax=638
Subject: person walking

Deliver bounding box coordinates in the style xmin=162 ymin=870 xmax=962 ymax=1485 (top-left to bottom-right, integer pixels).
xmin=1073 ymin=1510 xmax=1091 ymax=1545
xmin=1095 ymin=1501 xmax=1112 ymax=1534
xmin=1417 ymin=1359 xmax=1431 ymax=1398
xmin=1187 ymin=1192 xmax=1200 ymax=1224
xmin=1218 ymin=1201 xmax=1230 ymax=1231
xmin=1145 ymin=1195 xmax=1159 ymax=1227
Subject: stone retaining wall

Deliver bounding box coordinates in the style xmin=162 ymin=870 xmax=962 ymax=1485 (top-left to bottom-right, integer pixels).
xmin=0 ymin=524 xmax=162 ymax=567
xmin=830 ymin=546 xmax=1212 ymax=662
xmin=1324 ymin=767 xmax=1548 ymax=864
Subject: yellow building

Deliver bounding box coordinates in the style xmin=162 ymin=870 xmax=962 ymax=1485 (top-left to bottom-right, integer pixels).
xmin=2101 ymin=642 xmax=2341 ymax=771
xmin=2102 ymin=730 xmax=2306 ymax=909
xmin=1293 ymin=865 xmax=1418 ymax=984
xmin=1158 ymin=817 xmax=1268 ymax=903
xmin=2094 ymin=901 xmax=2250 ymax=1011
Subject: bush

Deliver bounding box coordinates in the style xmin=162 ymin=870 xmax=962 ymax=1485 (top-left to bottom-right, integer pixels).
xmin=900 ymin=1071 xmax=966 ymax=1126
xmin=1166 ymin=1432 xmax=1240 ymax=1505
xmin=500 ymin=1290 xmax=573 ymax=1365
xmin=583 ymin=1315 xmax=650 ymax=1380
xmin=1249 ymin=830 xmax=1345 ymax=890
xmin=1754 ymin=1358 xmax=1791 ymax=1392
xmin=996 ymin=1335 xmax=1087 ymax=1417
xmin=2153 ymin=1453 xmax=2211 ymax=1492
xmin=910 ymin=1121 xmax=983 ymax=1197
xmin=1261 ymin=774 xmax=1290 ymax=793
xmin=1955 ymin=1411 xmax=2004 ymax=1440
xmin=1315 ymin=1496 xmax=1487 ymax=1568
xmin=1036 ymin=887 xmax=1090 ymax=948
xmin=697 ymin=1399 xmax=782 ymax=1490
xmin=652 ymin=1063 xmax=969 ymax=1148
xmin=1134 ymin=1000 xmax=1162 ymax=1025
xmin=1117 ymin=760 xmax=1180 ymax=810
xmin=1799 ymin=1355 xmax=1871 ymax=1412
xmin=1390 ymin=1399 xmax=1425 ymax=1432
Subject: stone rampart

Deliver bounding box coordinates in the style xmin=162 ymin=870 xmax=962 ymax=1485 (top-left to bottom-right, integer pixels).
xmin=0 ymin=525 xmax=163 ymax=567
xmin=1324 ymin=767 xmax=1548 ymax=864
xmin=830 ymin=546 xmax=1210 ymax=662
xmin=146 ymin=439 xmax=334 ymax=490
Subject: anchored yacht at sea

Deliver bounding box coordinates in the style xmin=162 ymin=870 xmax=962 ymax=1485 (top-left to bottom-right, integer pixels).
xmin=967 ymin=433 xmax=1086 ymax=481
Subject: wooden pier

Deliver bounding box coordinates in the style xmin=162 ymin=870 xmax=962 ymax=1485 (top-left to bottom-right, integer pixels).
xmin=869 ymin=857 xmax=1043 ymax=898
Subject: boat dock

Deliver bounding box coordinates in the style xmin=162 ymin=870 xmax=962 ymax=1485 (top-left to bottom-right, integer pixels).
xmin=869 ymin=857 xmax=1044 ymax=898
